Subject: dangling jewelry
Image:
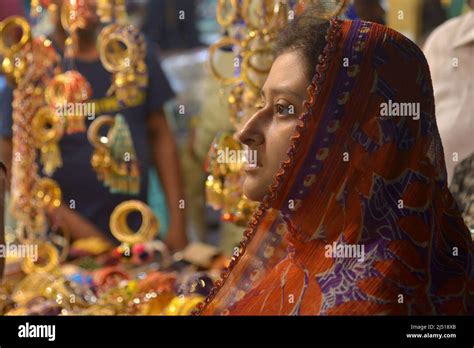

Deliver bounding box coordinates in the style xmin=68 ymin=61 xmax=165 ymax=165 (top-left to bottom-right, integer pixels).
xmin=0 ymin=16 xmax=32 ymax=85
xmin=88 ymin=114 xmax=114 ymax=184
xmin=21 ymin=241 xmax=60 ymax=274
xmin=205 ymin=132 xmax=258 ymax=226
xmin=18 ymin=177 xmax=62 ymax=274
xmin=45 ymin=70 xmax=92 ymax=134
xmin=88 ymin=114 xmax=140 ymax=195
xmin=98 ymin=23 xmax=148 ymax=108
xmin=107 ymin=114 xmax=140 ymax=194
xmin=41 ymin=1 xmax=93 ymax=135
xmin=32 ymin=106 xmax=65 ymax=176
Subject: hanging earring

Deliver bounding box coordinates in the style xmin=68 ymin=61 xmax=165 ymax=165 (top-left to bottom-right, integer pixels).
xmin=44 ymin=0 xmax=93 ymax=134
xmin=205 ymin=132 xmax=258 ymax=226
xmin=32 ymin=106 xmax=65 ymax=176
xmin=88 ymin=114 xmax=114 ymax=184
xmin=107 ymin=114 xmax=140 ymax=195
xmin=98 ymin=22 xmax=148 ymax=108
xmin=88 ymin=114 xmax=140 ymax=195
xmin=45 ymin=70 xmax=92 ymax=134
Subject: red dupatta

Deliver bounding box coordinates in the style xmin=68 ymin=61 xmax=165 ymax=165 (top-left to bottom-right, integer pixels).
xmin=197 ymin=19 xmax=474 ymax=315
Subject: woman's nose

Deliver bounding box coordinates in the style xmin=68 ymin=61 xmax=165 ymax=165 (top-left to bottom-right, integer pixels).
xmin=236 ymin=109 xmax=265 ymax=147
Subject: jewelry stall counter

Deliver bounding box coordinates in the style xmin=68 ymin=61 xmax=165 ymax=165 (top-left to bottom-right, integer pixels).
xmin=0 ymin=200 xmax=227 ymax=316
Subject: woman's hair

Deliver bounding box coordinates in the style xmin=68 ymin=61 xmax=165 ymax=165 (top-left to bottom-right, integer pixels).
xmin=274 ymin=8 xmax=330 ymax=80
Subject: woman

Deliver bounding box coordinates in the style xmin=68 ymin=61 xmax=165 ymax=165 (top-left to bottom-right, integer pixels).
xmin=197 ymin=12 xmax=473 ymax=315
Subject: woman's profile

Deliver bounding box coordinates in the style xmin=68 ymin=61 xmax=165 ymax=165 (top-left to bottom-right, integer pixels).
xmin=197 ymin=10 xmax=473 ymax=315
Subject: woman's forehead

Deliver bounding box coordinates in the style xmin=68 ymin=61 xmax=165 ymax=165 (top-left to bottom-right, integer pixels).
xmin=262 ymin=51 xmax=309 ymax=98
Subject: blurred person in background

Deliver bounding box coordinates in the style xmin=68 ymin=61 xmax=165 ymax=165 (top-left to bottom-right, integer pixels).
xmin=142 ymin=0 xmax=202 ymax=54
xmin=423 ymin=0 xmax=474 ymax=233
xmin=450 ymin=154 xmax=474 ymax=235
xmin=349 ymin=0 xmax=386 ymax=24
xmin=0 ymin=0 xmax=188 ymax=251
xmin=423 ymin=0 xmax=474 ymax=184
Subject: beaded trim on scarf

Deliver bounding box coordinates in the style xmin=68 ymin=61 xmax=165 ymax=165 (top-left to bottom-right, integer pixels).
xmin=193 ymin=17 xmax=343 ymax=316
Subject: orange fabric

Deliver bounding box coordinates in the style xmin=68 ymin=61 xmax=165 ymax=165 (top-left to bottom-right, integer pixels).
xmin=198 ymin=19 xmax=473 ymax=315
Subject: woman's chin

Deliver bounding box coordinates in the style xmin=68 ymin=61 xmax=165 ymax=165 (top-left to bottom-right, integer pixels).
xmin=243 ymin=176 xmax=267 ymax=202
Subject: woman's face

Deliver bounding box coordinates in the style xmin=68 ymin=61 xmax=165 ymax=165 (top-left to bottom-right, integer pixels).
xmin=237 ymin=50 xmax=310 ymax=202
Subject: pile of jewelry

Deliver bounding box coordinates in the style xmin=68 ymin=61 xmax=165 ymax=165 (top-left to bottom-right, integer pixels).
xmin=0 ymin=0 xmax=224 ymax=316
xmin=0 ymin=200 xmax=226 ymax=316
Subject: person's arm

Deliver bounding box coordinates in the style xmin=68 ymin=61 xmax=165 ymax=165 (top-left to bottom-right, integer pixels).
xmin=148 ymin=109 xmax=187 ymax=251
xmin=52 ymin=205 xmax=110 ymax=242
xmin=1 ymin=137 xmax=108 ymax=243
xmin=0 ymin=138 xmax=11 ymax=189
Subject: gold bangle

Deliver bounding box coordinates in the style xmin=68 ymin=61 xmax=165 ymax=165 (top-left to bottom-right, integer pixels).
xmin=11 ymin=272 xmax=55 ymax=305
xmin=0 ymin=16 xmax=31 ymax=57
xmin=241 ymin=48 xmax=272 ymax=92
xmin=110 ymin=200 xmax=159 ymax=244
xmin=208 ymin=37 xmax=241 ymax=86
xmin=21 ymin=241 xmax=59 ymax=274
xmin=45 ymin=73 xmax=68 ymax=106
xmin=241 ymin=33 xmax=274 ymax=72
xmin=99 ymin=24 xmax=138 ymax=73
xmin=35 ymin=177 xmax=62 ymax=210
xmin=216 ymin=0 xmax=239 ymax=28
xmin=241 ymin=0 xmax=270 ymax=31
xmin=45 ymin=71 xmax=91 ymax=107
xmin=87 ymin=115 xmax=115 ymax=149
xmin=16 ymin=222 xmax=40 ymax=245
xmin=15 ymin=220 xmax=45 ymax=245
xmin=60 ymin=0 xmax=73 ymax=32
xmin=32 ymin=106 xmax=65 ymax=145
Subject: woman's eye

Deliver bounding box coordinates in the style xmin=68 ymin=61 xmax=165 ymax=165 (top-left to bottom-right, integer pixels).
xmin=275 ymin=103 xmax=294 ymax=116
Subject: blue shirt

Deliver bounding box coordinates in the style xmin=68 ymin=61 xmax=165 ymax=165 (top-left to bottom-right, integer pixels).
xmin=0 ymin=39 xmax=175 ymax=243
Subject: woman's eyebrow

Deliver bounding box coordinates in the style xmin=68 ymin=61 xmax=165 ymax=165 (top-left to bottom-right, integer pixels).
xmin=261 ymin=87 xmax=305 ymax=101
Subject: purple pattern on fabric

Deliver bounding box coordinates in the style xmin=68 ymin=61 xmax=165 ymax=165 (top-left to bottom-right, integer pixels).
xmin=280 ymin=20 xmax=368 ymax=216
xmin=316 ymin=235 xmax=390 ymax=314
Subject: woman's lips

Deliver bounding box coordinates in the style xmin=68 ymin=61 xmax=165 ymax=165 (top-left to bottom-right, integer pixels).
xmin=242 ymin=148 xmax=262 ymax=173
xmin=244 ymin=161 xmax=262 ymax=173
